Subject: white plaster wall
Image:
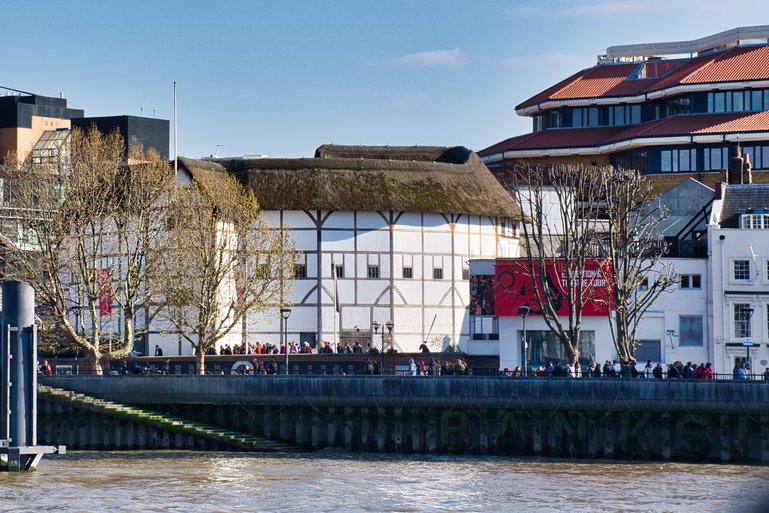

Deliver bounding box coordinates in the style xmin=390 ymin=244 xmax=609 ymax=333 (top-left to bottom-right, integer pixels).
xmin=144 ymin=207 xmax=519 ymax=355
xmin=709 ymin=225 xmax=769 ymax=374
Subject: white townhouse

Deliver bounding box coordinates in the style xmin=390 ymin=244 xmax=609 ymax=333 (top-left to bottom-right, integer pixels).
xmin=708 ymin=181 xmax=769 ymax=373
xmin=175 ymin=145 xmax=522 ymax=354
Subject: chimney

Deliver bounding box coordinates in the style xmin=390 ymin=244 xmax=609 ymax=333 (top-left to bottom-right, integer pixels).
xmin=743 ymin=152 xmax=753 ymax=184
xmin=728 ymin=145 xmax=743 ymax=184
xmin=714 ymin=181 xmax=726 ymax=199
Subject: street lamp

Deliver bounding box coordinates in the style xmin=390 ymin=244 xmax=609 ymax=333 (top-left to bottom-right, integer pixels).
xmin=371 ymin=320 xmax=393 ymax=375
xmin=281 ymin=307 xmax=292 ymax=375
xmin=518 ymin=306 xmax=530 ymax=376
xmin=385 ymin=320 xmax=394 ymax=375
xmin=372 ymin=320 xmax=381 ymax=374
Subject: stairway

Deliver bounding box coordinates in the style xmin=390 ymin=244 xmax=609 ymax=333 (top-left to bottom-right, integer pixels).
xmin=38 ymin=385 xmax=300 ymax=452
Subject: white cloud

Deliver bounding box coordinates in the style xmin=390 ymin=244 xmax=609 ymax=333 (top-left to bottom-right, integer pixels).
xmin=385 ymin=49 xmax=470 ymax=67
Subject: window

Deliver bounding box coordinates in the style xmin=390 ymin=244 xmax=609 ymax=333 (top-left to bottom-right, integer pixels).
xmin=703 ymin=146 xmax=730 ymax=171
xmin=433 ymin=268 xmax=443 ymax=280
xmin=679 ymin=316 xmax=703 ymax=346
xmin=367 ymin=265 xmax=380 ymax=279
xmin=527 ymin=330 xmax=595 ymax=366
xmin=636 ymin=339 xmax=661 ymax=363
xmin=499 ymin=218 xmax=515 ymax=237
xmin=639 ymin=276 xmax=649 ymax=291
xmin=462 ymin=268 xmax=470 ymax=281
xmin=572 ymin=106 xmax=600 ymax=128
xmin=708 ymin=90 xmax=768 ymax=113
xmin=734 ymin=303 xmax=753 ymax=338
xmin=680 ymin=274 xmax=701 ymax=289
xmin=471 ymin=316 xmax=499 ymax=340
xmin=741 ymin=213 xmax=769 ymax=229
xmin=766 ymin=260 xmax=769 ymax=282
xmin=733 ymin=259 xmax=750 ymax=281
xmin=402 ymin=266 xmax=413 ymax=279
xmin=740 ymin=145 xmax=769 ymax=170
xmin=660 ymin=149 xmax=697 ymax=172
xmin=294 ymin=264 xmax=306 ymax=279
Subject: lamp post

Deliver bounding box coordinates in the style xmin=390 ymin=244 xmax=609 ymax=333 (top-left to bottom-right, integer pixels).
xmin=371 ymin=320 xmax=393 ymax=375
xmin=385 ymin=320 xmax=393 ymax=376
xmin=281 ymin=307 xmax=291 ymax=375
xmin=518 ymin=306 xmax=530 ymax=376
xmin=372 ymin=320 xmax=381 ymax=374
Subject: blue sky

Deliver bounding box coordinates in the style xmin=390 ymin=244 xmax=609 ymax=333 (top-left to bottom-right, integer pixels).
xmin=3 ymin=0 xmax=766 ymax=158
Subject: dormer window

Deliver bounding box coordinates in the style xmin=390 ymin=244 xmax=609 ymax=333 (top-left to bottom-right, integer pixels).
xmin=741 ymin=213 xmax=769 ymax=229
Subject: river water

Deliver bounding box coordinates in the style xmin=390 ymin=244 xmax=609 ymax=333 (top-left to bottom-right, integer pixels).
xmin=2 ymin=451 xmax=769 ymax=512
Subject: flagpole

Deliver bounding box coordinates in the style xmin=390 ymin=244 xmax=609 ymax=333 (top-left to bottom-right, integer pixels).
xmin=173 ymin=80 xmax=177 ymax=178
xmin=332 ymin=259 xmax=339 ymax=353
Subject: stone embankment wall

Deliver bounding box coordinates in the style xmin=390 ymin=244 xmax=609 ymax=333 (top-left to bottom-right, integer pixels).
xmin=41 ymin=376 xmax=769 ymax=462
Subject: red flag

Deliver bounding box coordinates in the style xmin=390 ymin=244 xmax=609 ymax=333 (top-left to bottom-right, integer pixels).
xmin=98 ymin=268 xmax=112 ymax=316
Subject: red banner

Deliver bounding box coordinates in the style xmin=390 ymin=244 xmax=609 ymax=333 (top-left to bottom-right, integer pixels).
xmin=494 ymin=259 xmax=613 ymax=317
xmin=98 ymin=268 xmax=112 ymax=316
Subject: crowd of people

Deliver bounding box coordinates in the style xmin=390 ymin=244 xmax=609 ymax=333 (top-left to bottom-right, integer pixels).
xmin=205 ymin=341 xmax=315 ymax=356
xmin=504 ymin=359 xmax=769 ymax=381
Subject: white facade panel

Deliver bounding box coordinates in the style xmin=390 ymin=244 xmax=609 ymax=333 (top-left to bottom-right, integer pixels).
xmin=357 ymin=281 xmax=389 ymax=304
xmin=324 ymin=211 xmax=355 ymax=229
xmin=283 ymin=210 xmax=318 ymax=229
xmin=392 ymin=231 xmax=423 ymax=253
xmin=291 ymin=229 xmax=318 ymax=251
xmin=423 ymin=231 xmax=452 ymax=254
xmin=422 ymin=212 xmax=450 ymax=230
xmin=356 ymin=229 xmax=390 ymax=252
xmin=394 ymin=281 xmax=422 ymax=304
xmin=356 ymin=211 xmax=389 ymax=230
xmin=321 ymin=230 xmax=355 ymax=251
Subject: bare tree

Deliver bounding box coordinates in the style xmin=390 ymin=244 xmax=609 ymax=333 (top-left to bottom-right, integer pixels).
xmin=159 ymin=170 xmax=295 ymax=374
xmin=596 ymin=167 xmax=677 ymax=364
xmin=108 ymin=142 xmax=176 ymax=354
xmin=3 ymin=127 xmax=174 ymax=374
xmin=497 ymin=163 xmax=606 ymax=363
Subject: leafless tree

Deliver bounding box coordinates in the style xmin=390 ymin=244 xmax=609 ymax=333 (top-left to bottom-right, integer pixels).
xmin=3 ymin=127 xmax=174 ymax=374
xmin=159 ymin=170 xmax=295 ymax=374
xmin=497 ymin=163 xmax=606 ymax=363
xmin=596 ymin=167 xmax=677 ymax=364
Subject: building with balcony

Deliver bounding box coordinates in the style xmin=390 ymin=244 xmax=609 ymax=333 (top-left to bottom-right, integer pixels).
xmin=479 ymin=26 xmax=769 ymax=193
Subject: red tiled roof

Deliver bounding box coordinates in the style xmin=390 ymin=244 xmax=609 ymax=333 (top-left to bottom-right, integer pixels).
xmin=516 ymin=44 xmax=769 ymax=111
xmin=551 ymin=64 xmax=642 ymax=100
xmin=682 ymin=45 xmax=769 ymax=83
xmin=480 ymin=112 xmax=769 ymax=157
xmin=479 ymin=127 xmax=623 ymax=156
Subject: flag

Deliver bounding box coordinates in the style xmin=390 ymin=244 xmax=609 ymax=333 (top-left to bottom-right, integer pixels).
xmin=98 ymin=268 xmax=112 ymax=316
xmin=332 ymin=260 xmax=340 ymax=313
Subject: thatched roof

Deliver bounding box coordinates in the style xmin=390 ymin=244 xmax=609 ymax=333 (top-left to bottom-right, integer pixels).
xmin=178 ymin=146 xmax=522 ymax=219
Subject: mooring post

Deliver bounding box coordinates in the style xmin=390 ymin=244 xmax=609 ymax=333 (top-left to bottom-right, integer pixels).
xmin=0 ymin=281 xmax=64 ymax=471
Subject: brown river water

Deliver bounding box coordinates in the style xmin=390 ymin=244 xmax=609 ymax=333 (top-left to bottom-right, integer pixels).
xmin=2 ymin=451 xmax=769 ymax=512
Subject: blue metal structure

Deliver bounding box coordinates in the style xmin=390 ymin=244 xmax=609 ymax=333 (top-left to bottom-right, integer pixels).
xmin=0 ymin=281 xmax=64 ymax=471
